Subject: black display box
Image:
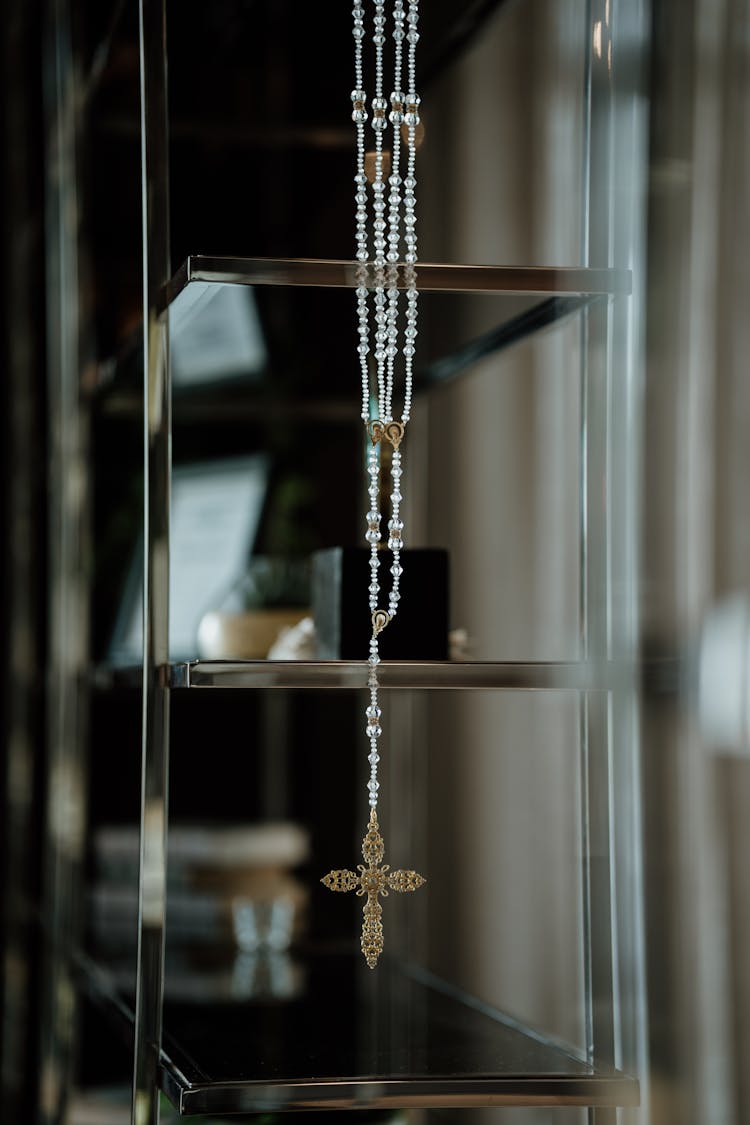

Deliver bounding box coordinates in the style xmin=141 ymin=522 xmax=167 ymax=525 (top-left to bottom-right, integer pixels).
xmin=312 ymin=547 xmax=449 ymax=660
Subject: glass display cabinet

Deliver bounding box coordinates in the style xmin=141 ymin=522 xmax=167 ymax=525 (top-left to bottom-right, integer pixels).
xmin=40 ymin=0 xmax=650 ymax=1122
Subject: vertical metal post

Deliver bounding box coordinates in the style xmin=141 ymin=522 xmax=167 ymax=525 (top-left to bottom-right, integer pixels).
xmin=132 ymin=0 xmax=171 ymax=1121
xmin=580 ymin=3 xmax=617 ymax=1123
xmin=606 ymin=0 xmax=651 ymax=1115
xmin=39 ymin=0 xmax=92 ymax=1119
xmin=580 ymin=3 xmax=650 ymax=1123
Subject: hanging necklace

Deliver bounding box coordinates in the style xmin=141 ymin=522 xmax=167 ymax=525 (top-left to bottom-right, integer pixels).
xmin=322 ymin=0 xmax=425 ymax=969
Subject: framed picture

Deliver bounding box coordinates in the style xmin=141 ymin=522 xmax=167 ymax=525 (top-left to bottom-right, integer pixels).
xmin=110 ymin=454 xmax=269 ymax=663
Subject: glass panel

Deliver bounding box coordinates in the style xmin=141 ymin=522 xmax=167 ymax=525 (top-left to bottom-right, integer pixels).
xmin=159 ymin=953 xmax=637 ymax=1113
xmin=79 ymin=684 xmax=637 ymax=1113
xmin=152 ymin=286 xmax=584 ymax=666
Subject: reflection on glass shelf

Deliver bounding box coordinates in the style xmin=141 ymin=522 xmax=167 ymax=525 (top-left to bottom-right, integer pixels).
xmin=169 ymin=284 xmax=267 ymax=387
xmin=78 ymin=947 xmax=638 ymax=1114
xmin=87 ymin=947 xmax=306 ymax=1006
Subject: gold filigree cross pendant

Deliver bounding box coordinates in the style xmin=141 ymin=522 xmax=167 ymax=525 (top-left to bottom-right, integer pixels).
xmin=321 ymin=809 xmax=426 ymax=968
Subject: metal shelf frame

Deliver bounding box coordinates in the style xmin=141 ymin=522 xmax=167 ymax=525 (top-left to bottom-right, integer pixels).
xmin=95 ymin=264 xmax=627 ymax=411
xmin=77 ymin=947 xmax=639 ymax=1116
xmin=94 ymin=257 xmax=628 ymax=408
xmin=39 ymin=0 xmax=650 ymax=1122
xmin=162 ymin=253 xmax=631 ymax=309
xmin=132 ymin=1 xmax=648 ymax=1120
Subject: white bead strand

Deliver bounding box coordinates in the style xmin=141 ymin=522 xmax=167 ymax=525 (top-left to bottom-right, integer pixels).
xmin=384 ymin=0 xmax=406 ymax=424
xmin=401 ymin=0 xmax=419 ymax=424
xmin=352 ymin=1 xmax=370 ymax=423
xmin=320 ymin=0 xmax=426 ymax=975
xmin=352 ymin=0 xmax=420 ymax=818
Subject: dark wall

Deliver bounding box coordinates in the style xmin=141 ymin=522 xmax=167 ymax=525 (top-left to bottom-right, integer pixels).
xmin=0 ymin=0 xmax=47 ymax=1115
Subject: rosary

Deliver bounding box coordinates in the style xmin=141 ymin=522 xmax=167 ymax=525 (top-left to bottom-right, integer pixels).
xmin=321 ymin=0 xmax=426 ymax=969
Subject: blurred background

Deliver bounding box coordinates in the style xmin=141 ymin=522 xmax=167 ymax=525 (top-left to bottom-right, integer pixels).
xmin=2 ymin=0 xmax=750 ymax=1123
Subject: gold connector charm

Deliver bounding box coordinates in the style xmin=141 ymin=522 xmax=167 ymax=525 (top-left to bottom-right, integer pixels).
xmin=367 ymin=419 xmax=405 ymax=450
xmin=372 ymin=609 xmax=391 ymax=635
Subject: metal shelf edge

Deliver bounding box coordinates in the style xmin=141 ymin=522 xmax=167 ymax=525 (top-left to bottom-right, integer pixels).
xmin=169 ymin=1073 xmax=640 ymax=1115
xmin=172 ymin=660 xmax=622 ymax=691
xmin=160 ymin=256 xmax=632 ymax=311
xmin=76 ymin=946 xmax=639 ymax=1116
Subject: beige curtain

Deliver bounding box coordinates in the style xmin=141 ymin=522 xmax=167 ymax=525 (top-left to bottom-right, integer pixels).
xmin=413 ymin=0 xmax=750 ymax=1122
xmin=645 ymin=0 xmax=750 ymax=1122
xmin=414 ymin=3 xmax=588 ymax=1123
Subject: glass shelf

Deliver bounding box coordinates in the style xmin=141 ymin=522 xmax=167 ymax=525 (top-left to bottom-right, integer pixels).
xmin=92 ymin=257 xmax=630 ymax=404
xmin=79 ymin=948 xmax=638 ymax=1115
xmin=163 ymin=255 xmax=631 ymax=311
xmin=96 ymin=658 xmax=682 ymax=695
xmin=172 ymin=659 xmax=618 ymax=691
xmin=95 ymin=658 xmax=656 ymax=693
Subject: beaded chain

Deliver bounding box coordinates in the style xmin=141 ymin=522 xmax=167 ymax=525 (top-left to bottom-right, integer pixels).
xmin=353 ymin=0 xmax=420 ymax=811
xmin=321 ymin=0 xmax=426 ymax=971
